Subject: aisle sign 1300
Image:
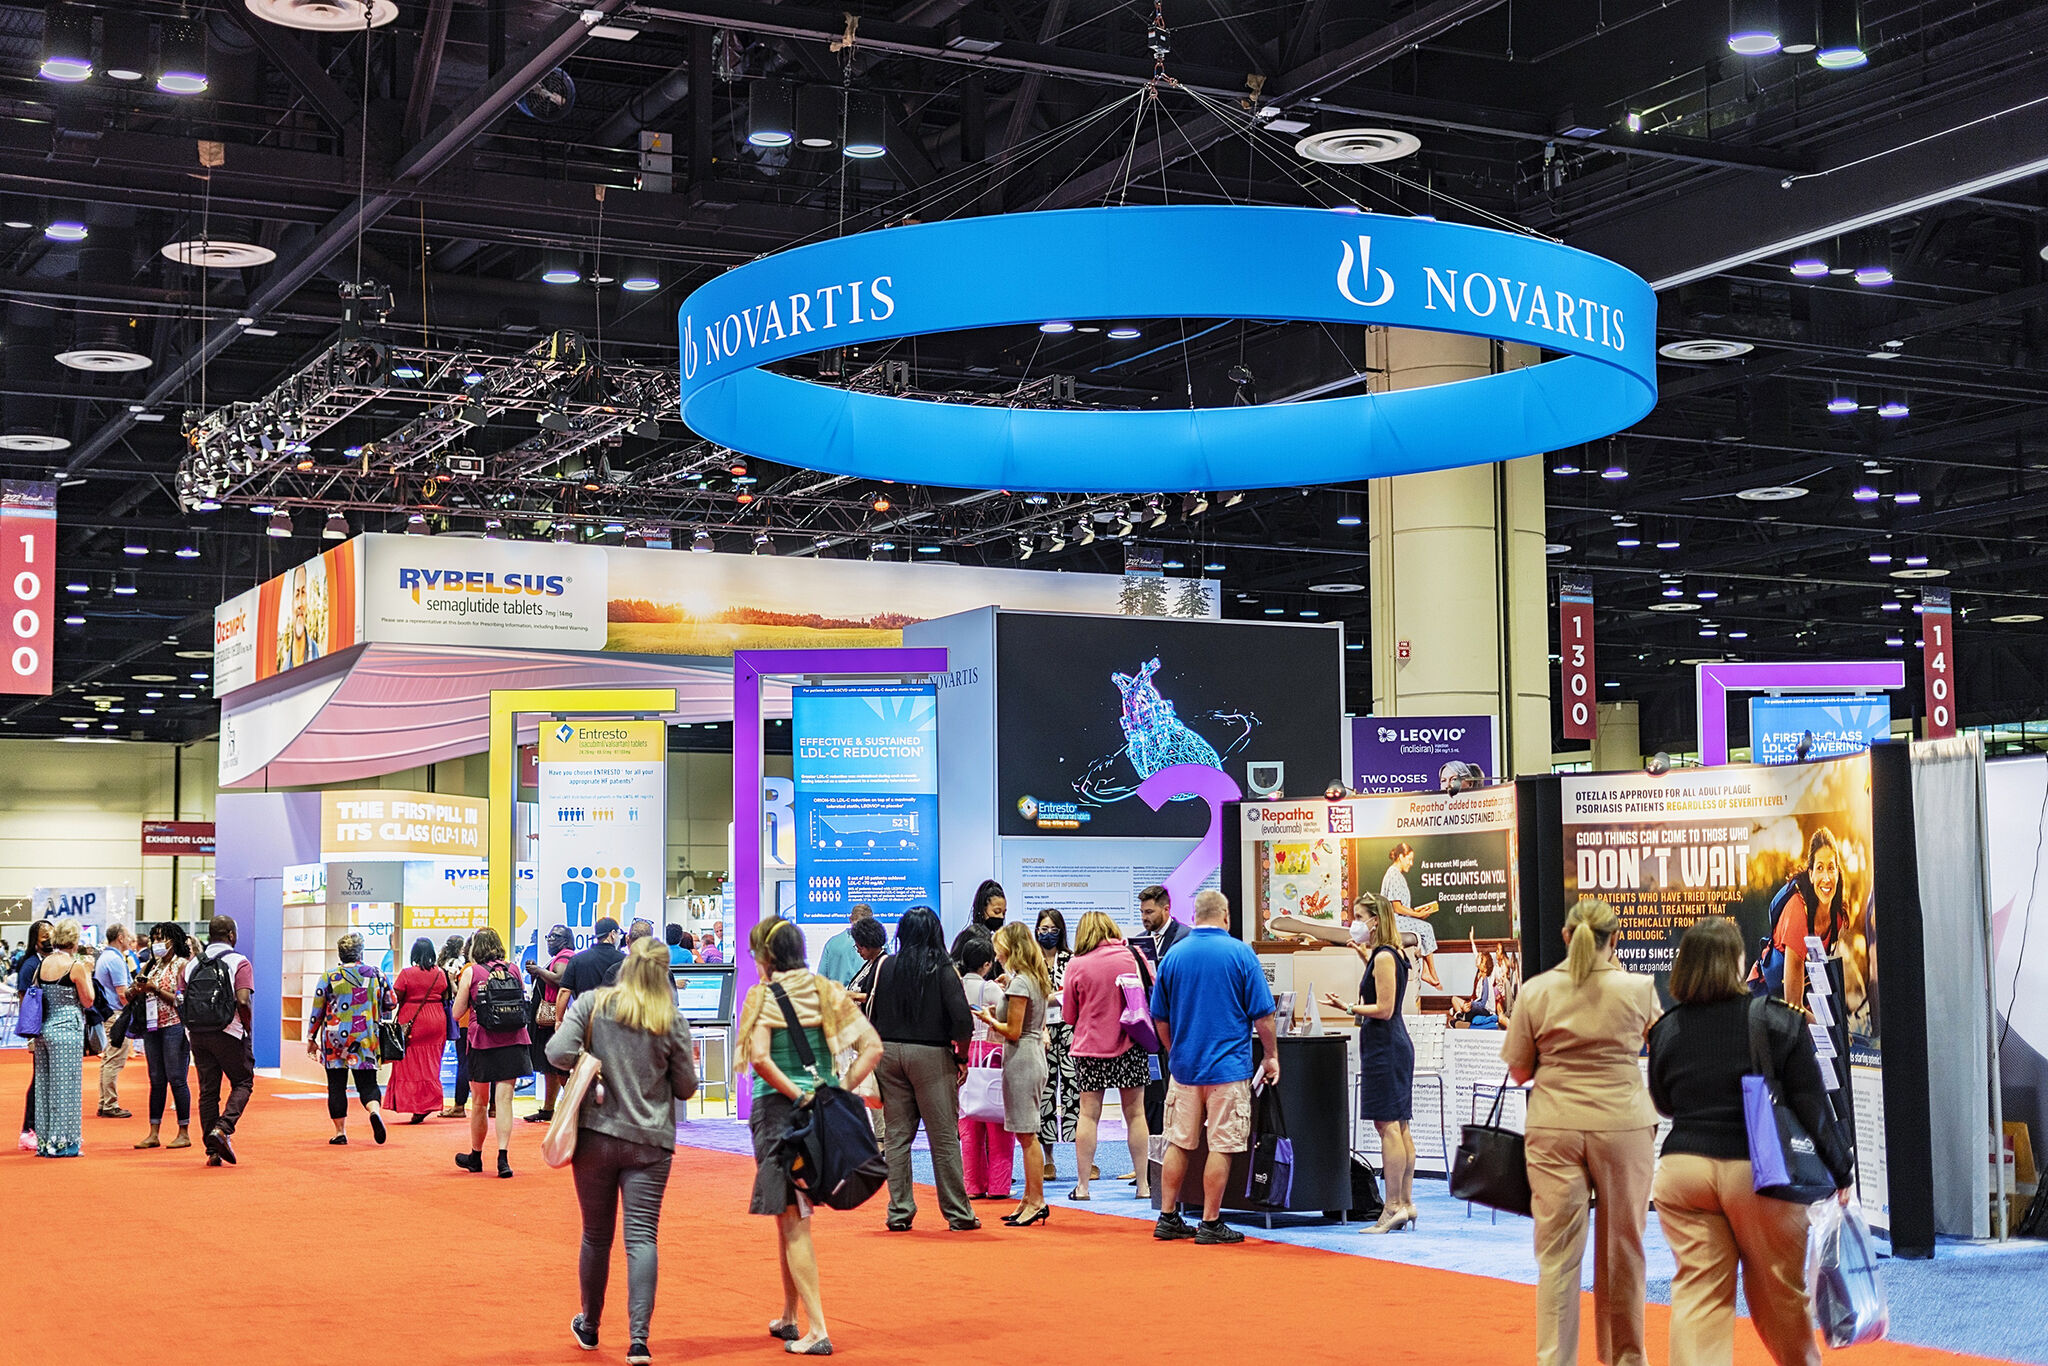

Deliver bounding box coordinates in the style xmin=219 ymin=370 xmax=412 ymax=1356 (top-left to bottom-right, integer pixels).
xmin=0 ymin=482 xmax=57 ymax=695
xmin=1559 ymin=575 xmax=1597 ymax=741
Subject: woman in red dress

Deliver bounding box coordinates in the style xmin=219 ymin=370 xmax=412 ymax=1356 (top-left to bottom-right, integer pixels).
xmin=388 ymin=937 xmax=452 ymax=1123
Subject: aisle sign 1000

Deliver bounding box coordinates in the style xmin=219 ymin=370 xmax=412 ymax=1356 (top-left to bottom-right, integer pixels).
xmin=0 ymin=482 xmax=56 ymax=696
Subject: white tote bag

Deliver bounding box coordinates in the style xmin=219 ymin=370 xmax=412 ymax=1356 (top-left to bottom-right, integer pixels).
xmin=958 ymin=1046 xmax=1006 ymax=1124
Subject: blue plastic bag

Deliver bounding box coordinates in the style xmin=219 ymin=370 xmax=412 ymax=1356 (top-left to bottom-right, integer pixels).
xmin=1807 ymin=1198 xmax=1889 ymax=1347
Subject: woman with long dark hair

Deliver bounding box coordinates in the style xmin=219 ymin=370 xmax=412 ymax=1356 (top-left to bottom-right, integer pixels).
xmin=132 ymin=922 xmax=194 ymax=1150
xmin=438 ymin=934 xmax=470 ymax=1119
xmin=14 ymin=918 xmax=51 ymax=1151
xmin=1768 ymin=828 xmax=1852 ymax=1008
xmin=950 ymin=879 xmax=1008 ymax=962
xmin=868 ymin=905 xmax=978 ymax=1231
xmin=388 ymin=937 xmax=452 ymax=1124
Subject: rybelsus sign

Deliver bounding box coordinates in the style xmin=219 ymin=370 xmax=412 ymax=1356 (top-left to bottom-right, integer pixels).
xmin=674 ymin=206 xmax=1657 ymax=492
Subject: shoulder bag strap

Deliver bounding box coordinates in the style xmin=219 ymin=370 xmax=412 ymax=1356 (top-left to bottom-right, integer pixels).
xmin=767 ymin=981 xmax=823 ymax=1081
xmin=1746 ymin=996 xmax=1780 ymax=1096
xmin=1485 ymin=1071 xmax=1513 ymax=1127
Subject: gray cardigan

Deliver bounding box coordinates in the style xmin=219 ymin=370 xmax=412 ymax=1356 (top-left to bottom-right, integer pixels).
xmin=544 ymin=991 xmax=699 ymax=1153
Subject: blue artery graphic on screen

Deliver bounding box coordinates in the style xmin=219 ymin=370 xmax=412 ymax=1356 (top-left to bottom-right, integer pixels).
xmin=1749 ymin=695 xmax=1892 ymax=765
xmin=793 ymin=684 xmax=939 ymax=923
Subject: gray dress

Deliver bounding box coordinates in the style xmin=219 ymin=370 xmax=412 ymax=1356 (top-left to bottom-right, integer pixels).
xmin=1000 ymin=974 xmax=1049 ymax=1135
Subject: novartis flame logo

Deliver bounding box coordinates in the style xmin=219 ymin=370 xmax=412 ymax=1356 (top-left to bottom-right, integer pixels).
xmin=1336 ymin=236 xmax=1395 ymax=308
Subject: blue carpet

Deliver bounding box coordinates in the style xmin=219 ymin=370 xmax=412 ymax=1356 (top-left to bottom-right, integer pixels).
xmin=677 ymin=1117 xmax=2048 ymax=1363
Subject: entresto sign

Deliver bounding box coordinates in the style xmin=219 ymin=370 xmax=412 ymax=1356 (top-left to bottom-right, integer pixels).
xmin=675 ymin=205 xmax=1656 ymax=492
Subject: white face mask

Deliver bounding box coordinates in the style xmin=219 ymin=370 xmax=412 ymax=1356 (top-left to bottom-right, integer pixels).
xmin=152 ymin=942 xmax=170 ymax=960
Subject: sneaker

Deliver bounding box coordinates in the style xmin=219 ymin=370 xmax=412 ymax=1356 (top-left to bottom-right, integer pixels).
xmin=1153 ymin=1211 xmax=1197 ymax=1241
xmin=626 ymin=1340 xmax=651 ymax=1365
xmin=569 ymin=1315 xmax=598 ymax=1351
xmin=1196 ymin=1219 xmax=1245 ymax=1245
xmin=205 ymin=1155 xmax=223 ymax=1167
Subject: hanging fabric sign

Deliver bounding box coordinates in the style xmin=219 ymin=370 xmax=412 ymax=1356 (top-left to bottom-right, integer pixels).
xmin=1920 ymin=587 xmax=1955 ymax=739
xmin=1559 ymin=575 xmax=1597 ymax=741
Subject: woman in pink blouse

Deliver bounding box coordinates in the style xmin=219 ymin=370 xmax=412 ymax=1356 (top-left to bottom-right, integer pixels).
xmin=1059 ymin=911 xmax=1153 ymax=1201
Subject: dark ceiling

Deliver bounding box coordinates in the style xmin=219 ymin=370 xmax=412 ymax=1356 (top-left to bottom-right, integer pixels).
xmin=2 ymin=0 xmax=2047 ymax=756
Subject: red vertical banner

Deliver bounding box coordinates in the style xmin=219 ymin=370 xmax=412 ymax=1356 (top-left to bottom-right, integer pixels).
xmin=0 ymin=481 xmax=56 ymax=696
xmin=1921 ymin=586 xmax=1956 ymax=739
xmin=1560 ymin=574 xmax=1597 ymax=741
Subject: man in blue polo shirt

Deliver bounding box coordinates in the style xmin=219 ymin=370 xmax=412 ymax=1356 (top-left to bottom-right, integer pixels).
xmin=1148 ymin=888 xmax=1279 ymax=1245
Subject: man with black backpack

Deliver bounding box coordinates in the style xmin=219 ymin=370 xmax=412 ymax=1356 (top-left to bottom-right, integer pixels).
xmin=182 ymin=915 xmax=256 ymax=1166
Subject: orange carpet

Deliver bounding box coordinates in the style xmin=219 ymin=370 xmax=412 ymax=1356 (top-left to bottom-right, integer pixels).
xmin=0 ymin=1054 xmax=2007 ymax=1365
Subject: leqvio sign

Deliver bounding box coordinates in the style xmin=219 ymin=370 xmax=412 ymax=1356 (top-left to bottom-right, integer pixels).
xmin=1351 ymin=715 xmax=1494 ymax=794
xmin=0 ymin=481 xmax=56 ymax=695
xmin=141 ymin=821 xmax=217 ymax=856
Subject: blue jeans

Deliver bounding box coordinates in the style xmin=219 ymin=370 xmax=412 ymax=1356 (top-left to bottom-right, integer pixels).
xmin=573 ymin=1130 xmax=674 ymax=1341
xmin=143 ymin=1027 xmax=191 ymax=1126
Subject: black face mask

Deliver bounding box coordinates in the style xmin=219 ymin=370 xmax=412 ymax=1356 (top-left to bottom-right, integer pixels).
xmin=1036 ymin=930 xmax=1061 ymax=951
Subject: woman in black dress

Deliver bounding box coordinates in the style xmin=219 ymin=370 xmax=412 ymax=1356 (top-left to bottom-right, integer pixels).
xmin=1323 ymin=893 xmax=1416 ymax=1233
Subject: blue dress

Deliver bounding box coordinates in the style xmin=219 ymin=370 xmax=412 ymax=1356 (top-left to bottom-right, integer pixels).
xmin=1357 ymin=946 xmax=1414 ymax=1123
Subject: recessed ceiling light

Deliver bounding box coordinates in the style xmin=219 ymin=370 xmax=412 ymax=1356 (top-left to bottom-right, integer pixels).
xmin=1308 ymin=582 xmax=1365 ymax=594
xmin=132 ymin=674 xmax=176 ymax=683
xmin=1890 ymin=566 xmax=1949 ymax=579
xmin=1865 ymin=350 xmax=1902 ymax=361
xmin=1649 ymin=602 xmax=1702 ymax=613
xmin=1294 ymin=128 xmax=1421 ymax=164
xmin=1737 ymin=486 xmax=1808 ymax=502
xmin=1263 ymin=606 xmax=1284 ymax=615
xmin=1990 ymin=613 xmax=2044 ymax=624
xmin=161 ymin=239 xmax=277 ymax=269
xmin=174 ymin=649 xmax=213 ymax=660
xmin=1544 ymin=543 xmax=1570 ymax=555
xmin=1656 ymin=339 xmax=1755 ymax=361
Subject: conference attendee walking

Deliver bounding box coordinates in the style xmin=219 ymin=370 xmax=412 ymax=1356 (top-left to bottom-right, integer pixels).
xmin=527 ymin=925 xmax=577 ymax=1125
xmin=562 ymin=917 xmax=628 ymax=1000
xmin=1649 ymin=916 xmax=1854 ymax=1366
xmin=1504 ymin=898 xmax=1662 ymax=1366
xmin=1033 ymin=909 xmax=1078 ymax=1177
xmin=183 ymin=915 xmax=257 ymax=1167
xmin=738 ymin=916 xmax=882 ymax=1357
xmin=1323 ymin=900 xmax=1417 ymax=1233
xmin=956 ymin=937 xmax=1015 ymax=1202
xmin=1149 ymin=889 xmax=1279 ymax=1245
xmin=1059 ymin=911 xmax=1153 ymax=1202
xmin=438 ymin=935 xmax=470 ymax=1119
xmin=950 ymin=879 xmax=1007 ymax=963
xmin=306 ymin=932 xmax=397 ymax=1145
xmin=549 ymin=937 xmax=701 ymax=1365
xmin=815 ymin=903 xmax=873 ymax=986
xmin=388 ymin=938 xmax=452 ymax=1124
xmin=14 ymin=918 xmax=50 ymax=1151
xmin=866 ymin=904 xmax=978 ymax=1231
xmin=452 ymin=926 xmax=533 ymax=1177
xmin=29 ymin=919 xmax=96 ymax=1157
xmin=93 ymin=923 xmax=137 ymax=1118
xmin=133 ymin=923 xmax=193 ymax=1150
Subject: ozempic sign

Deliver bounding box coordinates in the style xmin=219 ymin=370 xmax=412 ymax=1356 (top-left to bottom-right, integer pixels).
xmin=674 ymin=206 xmax=1657 ymax=493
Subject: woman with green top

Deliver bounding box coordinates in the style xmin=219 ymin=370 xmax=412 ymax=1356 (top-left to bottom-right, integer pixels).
xmin=738 ymin=917 xmax=883 ymax=1358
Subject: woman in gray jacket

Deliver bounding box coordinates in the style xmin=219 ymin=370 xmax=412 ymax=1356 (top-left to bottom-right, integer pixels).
xmin=547 ymin=936 xmax=699 ymax=1366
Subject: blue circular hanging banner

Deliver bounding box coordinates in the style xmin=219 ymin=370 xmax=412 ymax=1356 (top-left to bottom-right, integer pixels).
xmin=674 ymin=205 xmax=1657 ymax=492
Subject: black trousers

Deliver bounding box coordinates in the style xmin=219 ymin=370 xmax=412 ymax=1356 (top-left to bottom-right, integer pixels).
xmin=325 ymin=1066 xmax=381 ymax=1119
xmin=189 ymin=1028 xmax=254 ymax=1137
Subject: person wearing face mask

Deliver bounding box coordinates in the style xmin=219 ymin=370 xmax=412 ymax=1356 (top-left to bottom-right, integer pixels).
xmin=132 ymin=924 xmax=194 ymax=1151
xmin=951 ymin=880 xmax=1007 ymax=964
xmin=15 ymin=918 xmax=52 ymax=1151
xmin=1033 ymin=909 xmax=1080 ymax=1180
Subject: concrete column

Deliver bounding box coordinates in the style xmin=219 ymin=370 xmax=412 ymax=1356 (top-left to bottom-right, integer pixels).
xmin=1368 ymin=330 xmax=1551 ymax=778
xmin=1592 ymin=701 xmax=1642 ymax=773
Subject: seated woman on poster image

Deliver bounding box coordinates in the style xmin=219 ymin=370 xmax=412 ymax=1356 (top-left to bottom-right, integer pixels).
xmin=1764 ymin=828 xmax=1859 ymax=1012
xmin=1376 ymin=844 xmax=1445 ymax=990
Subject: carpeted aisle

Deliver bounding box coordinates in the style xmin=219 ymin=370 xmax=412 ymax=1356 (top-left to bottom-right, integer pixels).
xmin=0 ymin=1054 xmax=2017 ymax=1365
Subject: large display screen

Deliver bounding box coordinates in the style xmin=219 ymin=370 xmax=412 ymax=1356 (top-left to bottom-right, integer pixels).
xmin=792 ymin=683 xmax=940 ymax=922
xmin=1748 ymin=694 xmax=1891 ymax=765
xmin=1560 ymin=755 xmax=1876 ymax=1053
xmin=996 ymin=614 xmax=1343 ymax=839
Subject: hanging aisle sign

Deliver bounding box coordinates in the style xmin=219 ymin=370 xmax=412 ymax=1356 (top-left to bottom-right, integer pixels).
xmin=673 ymin=206 xmax=1657 ymax=492
xmin=1920 ymin=587 xmax=1956 ymax=738
xmin=792 ymin=683 xmax=940 ymax=924
xmin=0 ymin=481 xmax=56 ymax=695
xmin=536 ymin=720 xmax=666 ymax=953
xmin=1559 ymin=575 xmax=1597 ymax=741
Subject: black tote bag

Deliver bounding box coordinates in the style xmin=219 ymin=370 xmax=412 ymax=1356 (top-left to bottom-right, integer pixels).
xmin=1450 ymin=1077 xmax=1531 ymax=1216
xmin=1242 ymin=1081 xmax=1295 ymax=1208
xmin=769 ymin=983 xmax=888 ymax=1212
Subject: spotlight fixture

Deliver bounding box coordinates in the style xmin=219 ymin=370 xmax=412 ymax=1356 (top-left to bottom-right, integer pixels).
xmin=553 ymin=521 xmax=577 ymax=543
xmin=620 ymin=262 xmax=659 ymax=293
xmin=102 ymin=12 xmax=149 ymax=81
xmin=1853 ymin=263 xmax=1893 ymax=287
xmin=1600 ymin=442 xmax=1629 ymax=480
xmin=1894 ymin=489 xmax=1922 ymax=506
xmin=323 ymin=511 xmax=349 ymax=540
xmin=1727 ymin=0 xmax=1782 ymax=54
xmin=538 ymin=397 xmax=572 ymax=432
xmin=1334 ymin=493 xmax=1362 ymax=528
xmin=1018 ymin=536 xmax=1034 ymax=560
xmin=1551 ymin=457 xmax=1583 ymax=475
xmin=796 ymin=84 xmax=839 ymax=149
xmin=753 ymin=531 xmax=777 ymax=555
xmin=266 ymin=509 xmax=292 ymax=538
xmin=870 ymin=493 xmax=891 ymax=512
xmin=1816 ymin=0 xmax=1867 ymax=68
xmin=1107 ymin=323 xmax=1143 ymax=340
xmin=1617 ymin=535 xmax=1641 ymax=549
xmin=174 ymin=540 xmax=200 ymax=560
xmin=1205 ymin=558 xmax=1226 ymax=572
xmin=842 ymin=90 xmax=888 ymax=159
xmin=691 ymin=528 xmax=714 ymax=553
xmin=1656 ymin=537 xmax=1682 ymax=551
xmin=39 ymin=2 xmax=93 ymax=82
xmin=1183 ymin=492 xmax=1208 ymax=518
xmin=1852 ymin=483 xmax=1881 ymax=502
xmin=405 ymin=511 xmax=430 ymax=535
xmin=1038 ymin=321 xmax=1075 ymax=334
xmin=43 ymin=218 xmax=88 ymax=244
xmin=541 ymin=253 xmax=583 ymax=285
xmin=1826 ymin=395 xmax=1859 ymax=414
xmin=123 ymin=532 xmax=148 ymax=557
xmin=1789 ymin=250 xmax=1829 ymax=277
xmin=747 ymin=78 xmax=796 ymax=148
xmin=156 ymin=16 xmax=209 ymax=94
xmin=1869 ymin=551 xmax=1893 ymax=565
xmin=1876 ymin=397 xmax=1909 ymax=419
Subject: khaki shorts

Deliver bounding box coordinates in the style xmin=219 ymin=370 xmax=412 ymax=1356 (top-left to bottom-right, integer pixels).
xmin=1163 ymin=1079 xmax=1253 ymax=1154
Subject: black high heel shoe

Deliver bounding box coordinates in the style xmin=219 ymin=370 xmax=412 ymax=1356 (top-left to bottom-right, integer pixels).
xmin=1002 ymin=1205 xmax=1050 ymax=1227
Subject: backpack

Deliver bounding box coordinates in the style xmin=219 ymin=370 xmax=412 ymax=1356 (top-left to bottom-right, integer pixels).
xmin=1746 ymin=879 xmax=1808 ymax=998
xmin=473 ymin=960 xmax=528 ymax=1034
xmin=183 ymin=952 xmax=241 ymax=1032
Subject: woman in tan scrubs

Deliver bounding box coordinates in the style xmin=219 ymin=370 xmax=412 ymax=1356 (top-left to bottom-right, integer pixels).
xmin=1503 ymin=899 xmax=1662 ymax=1366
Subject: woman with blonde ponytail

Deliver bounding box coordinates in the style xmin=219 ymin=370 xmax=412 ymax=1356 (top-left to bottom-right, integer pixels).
xmin=1502 ymin=899 xmax=1662 ymax=1366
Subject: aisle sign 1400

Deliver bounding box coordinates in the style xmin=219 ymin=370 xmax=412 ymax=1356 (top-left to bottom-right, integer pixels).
xmin=0 ymin=482 xmax=56 ymax=695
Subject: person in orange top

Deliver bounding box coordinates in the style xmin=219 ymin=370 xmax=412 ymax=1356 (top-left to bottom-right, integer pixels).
xmin=1770 ymin=828 xmax=1851 ymax=1013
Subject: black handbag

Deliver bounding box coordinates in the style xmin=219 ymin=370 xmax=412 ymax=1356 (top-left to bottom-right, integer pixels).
xmin=379 ymin=978 xmax=430 ymax=1064
xmin=108 ymin=992 xmax=146 ymax=1050
xmin=768 ymin=982 xmax=887 ymax=1212
xmin=1450 ymin=1076 xmax=1531 ymax=1216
